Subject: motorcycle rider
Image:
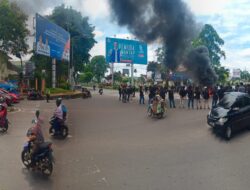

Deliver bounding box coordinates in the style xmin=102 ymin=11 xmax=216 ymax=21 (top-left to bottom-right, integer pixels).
xmin=27 ymin=110 xmax=44 ymax=168
xmin=53 ymin=98 xmax=67 ymax=134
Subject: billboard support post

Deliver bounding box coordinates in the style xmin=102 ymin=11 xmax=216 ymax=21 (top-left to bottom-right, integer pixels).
xmin=52 ymin=58 xmax=56 ymax=88
xmin=131 ymin=62 xmax=134 ymax=86
xmin=111 ymin=62 xmax=114 ymax=86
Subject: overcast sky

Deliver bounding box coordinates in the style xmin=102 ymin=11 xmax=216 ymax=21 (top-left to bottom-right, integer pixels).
xmin=20 ymin=0 xmax=250 ymax=74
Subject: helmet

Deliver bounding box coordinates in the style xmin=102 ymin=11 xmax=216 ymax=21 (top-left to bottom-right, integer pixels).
xmin=56 ymin=98 xmax=62 ymax=106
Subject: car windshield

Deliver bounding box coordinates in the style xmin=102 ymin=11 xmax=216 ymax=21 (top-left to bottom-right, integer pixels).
xmin=218 ymin=94 xmax=237 ymax=109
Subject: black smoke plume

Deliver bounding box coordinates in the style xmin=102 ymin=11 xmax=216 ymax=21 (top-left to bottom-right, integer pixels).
xmin=108 ymin=0 xmax=217 ymax=86
xmin=186 ymin=46 xmax=218 ymax=86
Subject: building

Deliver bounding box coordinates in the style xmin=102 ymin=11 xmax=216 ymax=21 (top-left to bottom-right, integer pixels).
xmin=0 ymin=51 xmax=20 ymax=81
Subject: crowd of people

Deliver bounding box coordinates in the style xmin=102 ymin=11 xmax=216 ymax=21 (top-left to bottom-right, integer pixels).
xmin=118 ymin=82 xmax=250 ymax=110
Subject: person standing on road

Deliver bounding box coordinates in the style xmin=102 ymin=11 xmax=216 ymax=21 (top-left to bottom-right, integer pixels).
xmin=187 ymin=86 xmax=194 ymax=109
xmin=218 ymin=85 xmax=225 ymax=101
xmin=148 ymin=85 xmax=156 ymax=104
xmin=127 ymin=86 xmax=132 ymax=102
xmin=168 ymin=86 xmax=176 ymax=108
xmin=179 ymin=86 xmax=187 ymax=108
xmin=118 ymin=85 xmax=122 ymax=101
xmin=122 ymin=85 xmax=127 ymax=103
xmin=46 ymin=88 xmax=50 ymax=103
xmin=139 ymin=86 xmax=145 ymax=104
xmin=202 ymin=87 xmax=210 ymax=109
xmin=194 ymin=87 xmax=202 ymax=109
xmin=212 ymin=86 xmax=219 ymax=108
xmin=132 ymin=86 xmax=136 ymax=97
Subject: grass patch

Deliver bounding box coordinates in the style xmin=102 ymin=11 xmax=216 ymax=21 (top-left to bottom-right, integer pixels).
xmin=48 ymin=88 xmax=73 ymax=94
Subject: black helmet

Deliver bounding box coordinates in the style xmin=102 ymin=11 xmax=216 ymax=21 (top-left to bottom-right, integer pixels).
xmin=56 ymin=98 xmax=62 ymax=106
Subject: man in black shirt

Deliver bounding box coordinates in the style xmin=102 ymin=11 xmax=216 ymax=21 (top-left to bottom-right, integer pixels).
xmin=139 ymin=86 xmax=145 ymax=104
xmin=187 ymin=86 xmax=194 ymax=109
xmin=168 ymin=86 xmax=176 ymax=108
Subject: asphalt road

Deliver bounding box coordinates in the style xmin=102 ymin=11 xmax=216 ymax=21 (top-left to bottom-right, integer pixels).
xmin=1 ymin=90 xmax=250 ymax=190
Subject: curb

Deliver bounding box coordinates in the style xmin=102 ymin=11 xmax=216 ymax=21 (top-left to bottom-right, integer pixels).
xmin=20 ymin=92 xmax=83 ymax=100
xmin=47 ymin=92 xmax=83 ymax=100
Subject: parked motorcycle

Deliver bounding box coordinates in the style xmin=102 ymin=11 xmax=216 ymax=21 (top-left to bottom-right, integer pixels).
xmin=0 ymin=104 xmax=8 ymax=132
xmin=147 ymin=98 xmax=166 ymax=119
xmin=21 ymin=141 xmax=54 ymax=176
xmin=49 ymin=116 xmax=68 ymax=139
xmin=27 ymin=89 xmax=44 ymax=100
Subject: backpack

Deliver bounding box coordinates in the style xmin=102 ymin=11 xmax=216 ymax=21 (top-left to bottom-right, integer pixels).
xmin=62 ymin=105 xmax=67 ymax=120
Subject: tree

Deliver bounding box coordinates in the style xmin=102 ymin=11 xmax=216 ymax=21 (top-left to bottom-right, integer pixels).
xmin=155 ymin=47 xmax=166 ymax=65
xmin=241 ymin=70 xmax=250 ymax=82
xmin=214 ymin=66 xmax=230 ymax=84
xmin=89 ymin=55 xmax=108 ymax=83
xmin=0 ymin=0 xmax=29 ymax=55
xmin=106 ymin=71 xmax=122 ymax=83
xmin=48 ymin=4 xmax=96 ymax=72
xmin=147 ymin=61 xmax=160 ymax=72
xmin=193 ymin=24 xmax=229 ymax=84
xmin=79 ymin=72 xmax=93 ymax=84
xmin=192 ymin=24 xmax=225 ymax=67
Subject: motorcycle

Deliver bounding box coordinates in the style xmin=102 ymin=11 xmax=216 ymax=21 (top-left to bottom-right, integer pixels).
xmin=0 ymin=104 xmax=8 ymax=132
xmin=147 ymin=98 xmax=166 ymax=119
xmin=49 ymin=116 xmax=68 ymax=139
xmin=82 ymin=88 xmax=92 ymax=99
xmin=27 ymin=89 xmax=44 ymax=100
xmin=99 ymin=88 xmax=103 ymax=95
xmin=21 ymin=140 xmax=54 ymax=176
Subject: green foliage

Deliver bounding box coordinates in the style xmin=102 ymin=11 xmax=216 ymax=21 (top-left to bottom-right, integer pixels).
xmin=122 ymin=76 xmax=130 ymax=83
xmin=48 ymin=4 xmax=96 ymax=72
xmin=47 ymin=88 xmax=73 ymax=94
xmin=79 ymin=72 xmax=93 ymax=83
xmin=147 ymin=61 xmax=160 ymax=72
xmin=240 ymin=70 xmax=250 ymax=82
xmin=30 ymin=54 xmax=52 ymax=88
xmin=214 ymin=66 xmax=230 ymax=84
xmin=138 ymin=76 xmax=146 ymax=84
xmin=193 ymin=24 xmax=228 ymax=85
xmin=106 ymin=71 xmax=122 ymax=82
xmin=0 ymin=0 xmax=29 ymax=55
xmin=192 ymin=24 xmax=225 ymax=67
xmin=89 ymin=55 xmax=108 ymax=83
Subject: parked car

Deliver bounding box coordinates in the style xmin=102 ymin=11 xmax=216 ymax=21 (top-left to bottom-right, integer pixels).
xmin=207 ymin=92 xmax=250 ymax=140
xmin=0 ymin=88 xmax=19 ymax=103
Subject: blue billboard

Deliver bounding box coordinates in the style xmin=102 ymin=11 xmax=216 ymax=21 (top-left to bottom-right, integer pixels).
xmin=35 ymin=13 xmax=70 ymax=61
xmin=106 ymin=37 xmax=147 ymax=65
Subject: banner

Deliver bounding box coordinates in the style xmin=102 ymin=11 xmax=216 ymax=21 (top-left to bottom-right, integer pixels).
xmin=35 ymin=14 xmax=70 ymax=61
xmin=232 ymin=69 xmax=241 ymax=78
xmin=106 ymin=37 xmax=147 ymax=64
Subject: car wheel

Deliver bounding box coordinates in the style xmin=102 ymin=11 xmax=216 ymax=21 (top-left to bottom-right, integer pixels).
xmin=225 ymin=126 xmax=232 ymax=140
